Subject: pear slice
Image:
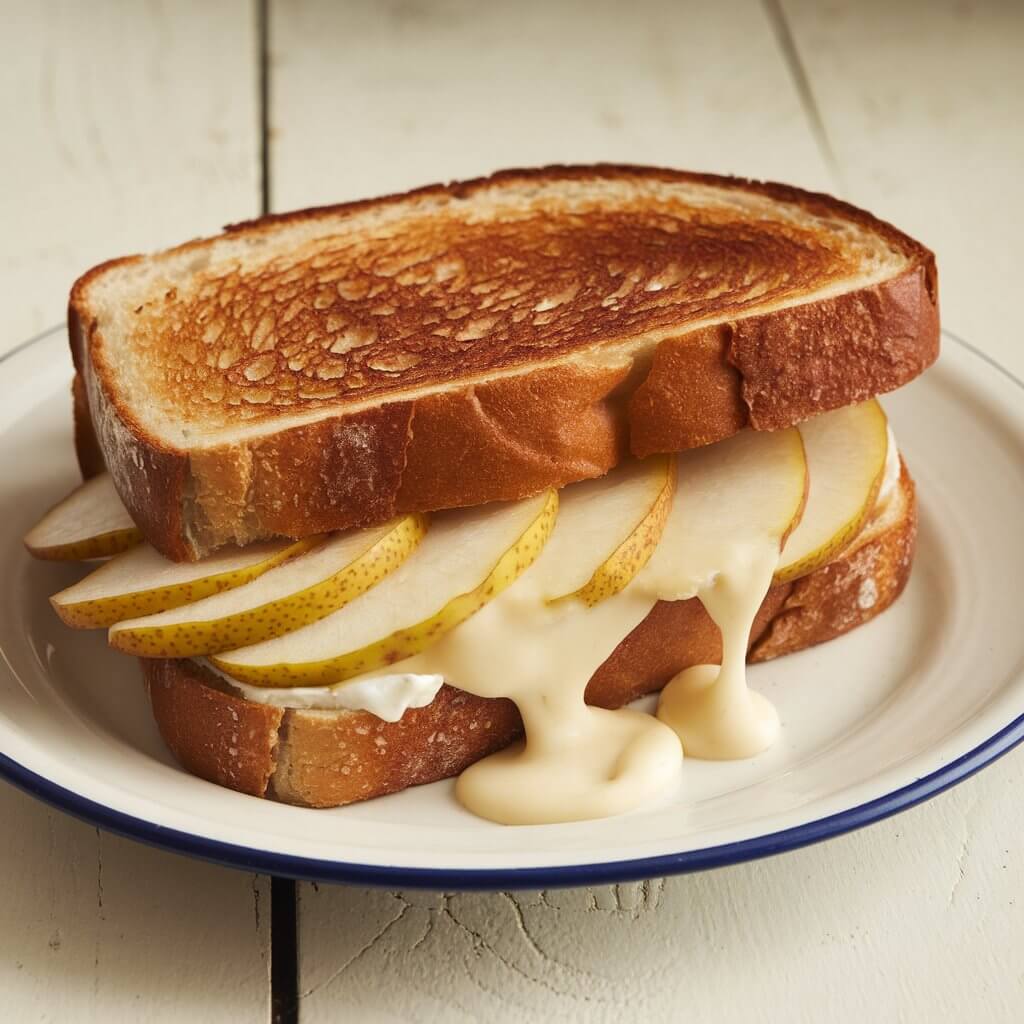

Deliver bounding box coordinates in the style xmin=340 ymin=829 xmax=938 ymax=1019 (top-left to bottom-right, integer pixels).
xmin=108 ymin=515 xmax=428 ymax=657
xmin=52 ymin=535 xmax=321 ymax=629
xmin=212 ymin=490 xmax=558 ymax=687
xmin=649 ymin=427 xmax=808 ymax=761
xmin=545 ymin=456 xmax=675 ymax=606
xmin=774 ymin=400 xmax=889 ymax=584
xmin=24 ymin=473 xmax=142 ymax=561
xmin=641 ymin=427 xmax=808 ymax=601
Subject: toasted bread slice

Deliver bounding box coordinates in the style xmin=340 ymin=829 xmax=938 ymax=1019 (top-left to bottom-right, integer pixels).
xmin=143 ymin=460 xmax=916 ymax=808
xmin=72 ymin=165 xmax=937 ymax=560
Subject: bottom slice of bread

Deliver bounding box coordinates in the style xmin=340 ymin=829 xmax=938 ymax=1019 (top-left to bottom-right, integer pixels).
xmin=144 ymin=463 xmax=916 ymax=808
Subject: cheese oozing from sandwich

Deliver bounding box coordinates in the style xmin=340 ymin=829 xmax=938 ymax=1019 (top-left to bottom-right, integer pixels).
xmin=219 ymin=435 xmax=901 ymax=717
xmin=208 ymin=418 xmax=898 ymax=826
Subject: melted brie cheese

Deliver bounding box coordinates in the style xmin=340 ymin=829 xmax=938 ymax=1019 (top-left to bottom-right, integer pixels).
xmin=201 ymin=659 xmax=443 ymax=721
xmin=878 ymin=424 xmax=901 ymax=509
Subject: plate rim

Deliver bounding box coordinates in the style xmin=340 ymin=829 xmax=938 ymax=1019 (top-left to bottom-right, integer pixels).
xmin=1 ymin=325 xmax=1022 ymax=890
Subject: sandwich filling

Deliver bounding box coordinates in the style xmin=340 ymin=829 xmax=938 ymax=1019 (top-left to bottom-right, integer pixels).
xmin=878 ymin=424 xmax=901 ymax=510
xmin=199 ymin=413 xmax=898 ymax=825
xmin=29 ymin=168 xmax=934 ymax=827
xmin=203 ymin=660 xmax=445 ymax=720
xmin=31 ymin=399 xmax=901 ymax=827
xmin=214 ymin=429 xmax=900 ymax=713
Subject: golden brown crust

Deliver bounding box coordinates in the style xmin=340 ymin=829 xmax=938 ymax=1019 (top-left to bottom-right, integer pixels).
xmin=395 ymin=359 xmax=631 ymax=513
xmin=226 ymin=163 xmax=935 ymax=271
xmin=270 ymin=687 xmax=520 ymax=808
xmin=190 ymin=401 xmax=415 ymax=553
xmin=72 ymin=165 xmax=938 ymax=559
xmin=72 ymin=374 xmax=105 ymax=479
xmin=628 ymin=324 xmax=746 ymax=453
xmin=725 ymin=265 xmax=940 ymax=432
xmin=146 ymin=658 xmax=284 ymax=798
xmin=629 ymin=268 xmax=940 ymax=454
xmin=143 ymin=467 xmax=917 ymax=807
xmin=71 ymin=288 xmax=196 ymax=561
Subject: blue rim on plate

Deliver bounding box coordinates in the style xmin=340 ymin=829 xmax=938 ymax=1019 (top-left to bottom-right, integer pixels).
xmin=1 ymin=328 xmax=1022 ymax=890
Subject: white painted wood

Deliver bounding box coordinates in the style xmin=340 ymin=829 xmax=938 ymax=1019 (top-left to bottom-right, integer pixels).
xmin=0 ymin=0 xmax=260 ymax=343
xmin=280 ymin=1 xmax=1024 ymax=1021
xmin=0 ymin=3 xmax=271 ymax=1019
xmin=782 ymin=0 xmax=1024 ymax=371
xmin=268 ymin=0 xmax=832 ymax=209
xmin=299 ymin=754 xmax=1024 ymax=1023
xmin=1 ymin=794 xmax=271 ymax=1022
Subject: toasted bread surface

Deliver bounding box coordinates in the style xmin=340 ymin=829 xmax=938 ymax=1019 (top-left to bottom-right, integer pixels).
xmin=144 ymin=462 xmax=916 ymax=807
xmin=72 ymin=166 xmax=937 ymax=558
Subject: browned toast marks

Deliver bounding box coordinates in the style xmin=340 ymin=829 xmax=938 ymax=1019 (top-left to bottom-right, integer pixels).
xmin=130 ymin=206 xmax=893 ymax=428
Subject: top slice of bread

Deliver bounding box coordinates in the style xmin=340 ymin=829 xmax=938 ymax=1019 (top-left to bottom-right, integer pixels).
xmin=70 ymin=165 xmax=938 ymax=560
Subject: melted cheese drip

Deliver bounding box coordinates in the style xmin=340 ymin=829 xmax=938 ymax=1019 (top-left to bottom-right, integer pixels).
xmin=385 ymin=491 xmax=789 ymax=822
xmin=877 ymin=424 xmax=900 ymax=510
xmin=373 ymin=577 xmax=682 ymax=825
xmin=654 ymin=542 xmax=781 ymax=759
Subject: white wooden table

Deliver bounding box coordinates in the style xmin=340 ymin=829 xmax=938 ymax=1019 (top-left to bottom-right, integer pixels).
xmin=2 ymin=2 xmax=1022 ymax=1020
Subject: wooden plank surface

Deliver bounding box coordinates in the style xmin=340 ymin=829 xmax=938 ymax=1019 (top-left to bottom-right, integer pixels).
xmin=272 ymin=1 xmax=1024 ymax=1021
xmin=783 ymin=0 xmax=1024 ymax=368
xmin=296 ymin=773 xmax=1024 ymax=1023
xmin=0 ymin=3 xmax=271 ymax=1020
xmin=0 ymin=0 xmax=259 ymax=342
xmin=268 ymin=0 xmax=832 ymax=209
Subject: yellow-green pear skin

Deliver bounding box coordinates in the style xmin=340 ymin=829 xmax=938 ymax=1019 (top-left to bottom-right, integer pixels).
xmin=24 ymin=473 xmax=143 ymax=561
xmin=774 ymin=400 xmax=889 ymax=585
xmin=31 ymin=527 xmax=143 ymax=562
xmin=52 ymin=536 xmax=323 ymax=629
xmin=213 ymin=490 xmax=558 ymax=688
xmin=552 ymin=456 xmax=676 ymax=607
xmin=109 ymin=515 xmax=429 ymax=657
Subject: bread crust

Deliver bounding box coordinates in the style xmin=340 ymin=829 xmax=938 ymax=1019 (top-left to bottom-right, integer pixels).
xmin=72 ymin=373 xmax=105 ymax=479
xmin=629 ymin=266 xmax=938 ymax=452
xmin=70 ymin=165 xmax=938 ymax=560
xmin=146 ymin=658 xmax=284 ymax=798
xmin=143 ymin=465 xmax=917 ymax=807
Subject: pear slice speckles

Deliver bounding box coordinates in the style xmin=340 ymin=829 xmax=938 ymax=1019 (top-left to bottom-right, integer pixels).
xmin=212 ymin=490 xmax=558 ymax=688
xmin=545 ymin=456 xmax=675 ymax=607
xmin=775 ymin=400 xmax=889 ymax=584
xmin=52 ymin=535 xmax=322 ymax=630
xmin=108 ymin=515 xmax=428 ymax=657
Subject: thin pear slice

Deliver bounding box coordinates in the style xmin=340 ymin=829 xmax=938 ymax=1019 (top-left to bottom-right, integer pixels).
xmin=24 ymin=473 xmax=142 ymax=561
xmin=545 ymin=456 xmax=675 ymax=606
xmin=109 ymin=515 xmax=428 ymax=657
xmin=213 ymin=490 xmax=558 ymax=687
xmin=648 ymin=428 xmax=807 ymax=761
xmin=641 ymin=427 xmax=808 ymax=601
xmin=775 ymin=400 xmax=889 ymax=584
xmin=52 ymin=535 xmax=321 ymax=629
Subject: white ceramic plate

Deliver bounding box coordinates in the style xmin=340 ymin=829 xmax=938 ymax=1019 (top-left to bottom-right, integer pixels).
xmin=1 ymin=326 xmax=1022 ymax=889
